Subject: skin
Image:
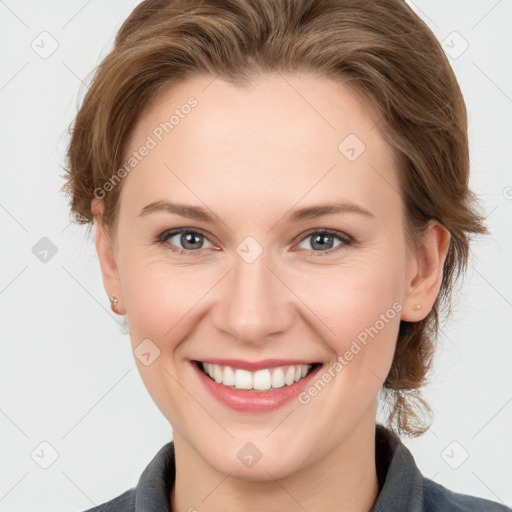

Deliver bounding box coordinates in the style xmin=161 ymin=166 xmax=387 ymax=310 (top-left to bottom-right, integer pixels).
xmin=92 ymin=72 xmax=450 ymax=512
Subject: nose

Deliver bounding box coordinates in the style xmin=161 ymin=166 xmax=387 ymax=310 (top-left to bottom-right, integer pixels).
xmin=211 ymin=249 xmax=294 ymax=345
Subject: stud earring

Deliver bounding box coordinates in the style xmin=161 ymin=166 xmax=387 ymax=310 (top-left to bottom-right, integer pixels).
xmin=413 ymin=303 xmax=421 ymax=310
xmin=109 ymin=296 xmax=118 ymax=311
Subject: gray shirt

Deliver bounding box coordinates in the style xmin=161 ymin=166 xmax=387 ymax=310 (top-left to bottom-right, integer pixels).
xmin=82 ymin=424 xmax=511 ymax=511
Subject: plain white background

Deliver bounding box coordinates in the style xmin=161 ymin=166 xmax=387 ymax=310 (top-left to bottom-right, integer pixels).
xmin=1 ymin=1 xmax=511 ymax=510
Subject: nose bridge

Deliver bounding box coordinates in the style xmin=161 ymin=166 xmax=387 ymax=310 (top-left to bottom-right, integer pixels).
xmin=212 ymin=246 xmax=291 ymax=343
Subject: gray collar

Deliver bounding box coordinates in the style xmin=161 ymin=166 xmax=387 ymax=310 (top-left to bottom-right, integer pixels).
xmin=370 ymin=425 xmax=425 ymax=511
xmin=132 ymin=424 xmax=425 ymax=511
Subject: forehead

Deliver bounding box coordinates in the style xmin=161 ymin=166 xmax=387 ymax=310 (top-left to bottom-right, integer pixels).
xmin=120 ymin=72 xmax=401 ymax=223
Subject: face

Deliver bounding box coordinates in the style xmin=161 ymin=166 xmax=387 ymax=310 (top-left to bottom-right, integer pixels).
xmin=94 ymin=72 xmax=438 ymax=480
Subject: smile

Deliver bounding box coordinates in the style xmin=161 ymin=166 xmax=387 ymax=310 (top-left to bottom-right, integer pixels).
xmin=195 ymin=361 xmax=322 ymax=392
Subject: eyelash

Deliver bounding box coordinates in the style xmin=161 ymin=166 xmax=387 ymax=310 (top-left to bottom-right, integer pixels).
xmin=155 ymin=227 xmax=355 ymax=257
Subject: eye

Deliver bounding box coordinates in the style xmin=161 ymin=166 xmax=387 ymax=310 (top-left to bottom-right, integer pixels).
xmin=156 ymin=227 xmax=354 ymax=257
xmin=157 ymin=228 xmax=214 ymax=256
xmin=296 ymin=229 xmax=353 ymax=255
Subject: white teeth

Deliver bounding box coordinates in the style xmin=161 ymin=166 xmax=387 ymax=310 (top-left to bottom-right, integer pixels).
xmin=271 ymin=368 xmax=285 ymax=388
xmin=253 ymin=369 xmax=272 ymax=391
xmin=223 ymin=366 xmax=235 ymax=386
xmin=234 ymin=369 xmax=253 ymax=389
xmin=284 ymin=366 xmax=295 ymax=385
xmin=200 ymin=362 xmax=314 ymax=391
xmin=213 ymin=364 xmax=223 ymax=383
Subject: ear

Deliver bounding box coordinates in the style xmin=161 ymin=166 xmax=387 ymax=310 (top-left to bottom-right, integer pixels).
xmin=401 ymin=220 xmax=451 ymax=321
xmin=91 ymin=199 xmax=125 ymax=315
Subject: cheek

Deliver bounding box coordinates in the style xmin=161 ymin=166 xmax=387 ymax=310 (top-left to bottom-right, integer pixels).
xmin=121 ymin=256 xmax=216 ymax=351
xmin=291 ymin=257 xmax=405 ymax=404
xmin=297 ymin=261 xmax=404 ymax=347
xmin=119 ymin=259 xmax=212 ymax=420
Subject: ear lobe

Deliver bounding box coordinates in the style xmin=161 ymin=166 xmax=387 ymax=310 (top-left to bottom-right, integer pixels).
xmin=91 ymin=199 xmax=125 ymax=314
xmin=401 ymin=221 xmax=451 ymax=322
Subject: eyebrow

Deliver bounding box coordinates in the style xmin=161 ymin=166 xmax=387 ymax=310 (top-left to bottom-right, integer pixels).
xmin=138 ymin=199 xmax=374 ymax=223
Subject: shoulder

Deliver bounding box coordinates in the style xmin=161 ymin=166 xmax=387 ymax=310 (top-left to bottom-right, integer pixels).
xmin=75 ymin=440 xmax=175 ymax=512
xmin=423 ymin=478 xmax=511 ymax=512
xmin=373 ymin=425 xmax=510 ymax=512
xmin=79 ymin=488 xmax=135 ymax=512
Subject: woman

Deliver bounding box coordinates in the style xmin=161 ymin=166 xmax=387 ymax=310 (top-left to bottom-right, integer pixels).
xmin=62 ymin=0 xmax=510 ymax=510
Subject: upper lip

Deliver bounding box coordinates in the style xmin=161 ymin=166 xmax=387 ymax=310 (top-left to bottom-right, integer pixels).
xmin=194 ymin=358 xmax=321 ymax=371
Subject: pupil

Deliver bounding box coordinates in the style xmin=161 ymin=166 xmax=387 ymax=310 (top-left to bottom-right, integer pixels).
xmin=312 ymin=233 xmax=332 ymax=250
xmin=182 ymin=232 xmax=202 ymax=249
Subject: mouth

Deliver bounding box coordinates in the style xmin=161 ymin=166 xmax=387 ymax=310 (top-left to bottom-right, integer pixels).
xmin=192 ymin=360 xmax=323 ymax=392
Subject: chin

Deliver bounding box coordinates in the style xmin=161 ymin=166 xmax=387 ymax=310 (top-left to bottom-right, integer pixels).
xmin=197 ymin=436 xmax=313 ymax=482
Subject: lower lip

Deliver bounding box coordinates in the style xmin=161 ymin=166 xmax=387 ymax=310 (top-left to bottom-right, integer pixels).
xmin=191 ymin=360 xmax=323 ymax=413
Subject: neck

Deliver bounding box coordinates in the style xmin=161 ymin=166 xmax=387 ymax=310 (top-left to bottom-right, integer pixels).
xmin=170 ymin=419 xmax=380 ymax=512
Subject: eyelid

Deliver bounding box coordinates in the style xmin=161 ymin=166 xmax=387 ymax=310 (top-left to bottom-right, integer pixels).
xmin=294 ymin=227 xmax=353 ymax=245
xmin=157 ymin=227 xmax=217 ymax=250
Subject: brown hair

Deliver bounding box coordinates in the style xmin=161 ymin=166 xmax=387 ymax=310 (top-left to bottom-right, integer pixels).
xmin=62 ymin=0 xmax=488 ymax=437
